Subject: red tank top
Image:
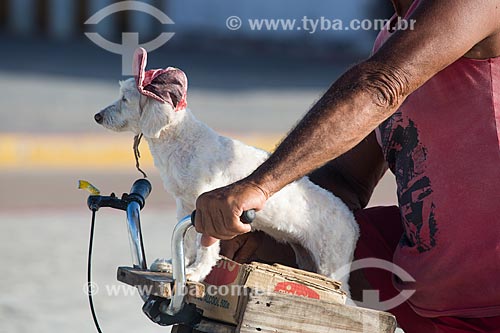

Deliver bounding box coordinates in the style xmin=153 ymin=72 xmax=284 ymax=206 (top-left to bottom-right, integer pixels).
xmin=373 ymin=0 xmax=500 ymax=318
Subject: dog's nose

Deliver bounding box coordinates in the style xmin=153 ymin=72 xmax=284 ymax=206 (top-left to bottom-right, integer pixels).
xmin=94 ymin=113 xmax=103 ymax=124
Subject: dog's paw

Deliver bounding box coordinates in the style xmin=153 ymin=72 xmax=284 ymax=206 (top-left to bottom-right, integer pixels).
xmin=185 ymin=242 xmax=221 ymax=282
xmin=150 ymin=258 xmax=172 ymax=272
xmin=183 ymin=228 xmax=199 ymax=266
xmin=186 ymin=263 xmax=213 ymax=282
xmin=185 ymin=253 xmax=220 ymax=281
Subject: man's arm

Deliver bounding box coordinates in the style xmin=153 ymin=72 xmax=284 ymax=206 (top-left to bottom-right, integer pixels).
xmin=219 ymin=132 xmax=386 ymax=264
xmin=308 ymin=131 xmax=387 ymax=211
xmin=195 ymin=0 xmax=500 ymax=243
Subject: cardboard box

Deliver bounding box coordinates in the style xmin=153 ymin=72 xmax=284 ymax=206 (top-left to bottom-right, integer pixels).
xmin=187 ymin=257 xmax=347 ymax=325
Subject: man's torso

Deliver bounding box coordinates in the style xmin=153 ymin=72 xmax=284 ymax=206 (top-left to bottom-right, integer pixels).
xmin=375 ymin=0 xmax=500 ymax=317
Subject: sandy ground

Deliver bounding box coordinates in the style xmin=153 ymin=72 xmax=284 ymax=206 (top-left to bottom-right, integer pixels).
xmin=0 ymin=208 xmax=178 ymax=333
xmin=0 ymin=37 xmax=400 ymax=333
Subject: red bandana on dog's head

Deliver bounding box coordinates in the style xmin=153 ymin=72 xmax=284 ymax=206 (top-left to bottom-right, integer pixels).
xmin=133 ymin=47 xmax=188 ymax=111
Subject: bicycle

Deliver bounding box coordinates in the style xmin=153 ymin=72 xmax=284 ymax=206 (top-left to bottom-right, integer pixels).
xmin=80 ymin=179 xmax=397 ymax=333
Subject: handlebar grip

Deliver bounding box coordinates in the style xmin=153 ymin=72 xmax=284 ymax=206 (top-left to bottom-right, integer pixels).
xmin=190 ymin=209 xmax=256 ymax=226
xmin=240 ymin=209 xmax=256 ymax=223
xmin=128 ymin=179 xmax=152 ymax=209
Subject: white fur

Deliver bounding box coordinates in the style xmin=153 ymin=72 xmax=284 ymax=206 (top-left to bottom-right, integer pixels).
xmin=97 ymin=78 xmax=359 ymax=296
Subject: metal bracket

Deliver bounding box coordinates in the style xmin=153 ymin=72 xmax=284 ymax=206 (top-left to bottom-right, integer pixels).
xmin=165 ymin=214 xmax=193 ymax=315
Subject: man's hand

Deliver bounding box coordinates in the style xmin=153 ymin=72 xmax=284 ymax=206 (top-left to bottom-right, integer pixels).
xmin=194 ymin=180 xmax=269 ymax=247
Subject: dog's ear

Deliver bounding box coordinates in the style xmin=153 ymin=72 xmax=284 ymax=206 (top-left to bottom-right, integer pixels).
xmin=133 ymin=48 xmax=188 ymax=111
xmin=139 ymin=101 xmax=169 ymax=139
xmin=144 ymin=69 xmax=188 ymax=111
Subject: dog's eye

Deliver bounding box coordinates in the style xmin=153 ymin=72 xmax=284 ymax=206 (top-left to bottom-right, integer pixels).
xmin=121 ymin=96 xmax=128 ymax=103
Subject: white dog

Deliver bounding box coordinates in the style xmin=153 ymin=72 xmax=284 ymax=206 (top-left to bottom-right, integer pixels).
xmin=95 ymin=48 xmax=359 ymax=295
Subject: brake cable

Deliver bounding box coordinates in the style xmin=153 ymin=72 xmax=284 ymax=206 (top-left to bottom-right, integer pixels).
xmin=79 ymin=179 xmax=152 ymax=333
xmin=87 ymin=209 xmax=104 ymax=333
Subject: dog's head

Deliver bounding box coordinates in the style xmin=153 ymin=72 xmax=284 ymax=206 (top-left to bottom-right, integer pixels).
xmin=95 ymin=48 xmax=188 ymax=139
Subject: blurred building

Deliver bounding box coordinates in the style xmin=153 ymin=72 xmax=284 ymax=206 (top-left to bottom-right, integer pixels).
xmin=0 ymin=0 xmax=393 ymax=55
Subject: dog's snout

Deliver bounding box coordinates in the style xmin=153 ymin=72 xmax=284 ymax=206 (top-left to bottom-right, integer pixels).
xmin=94 ymin=112 xmax=103 ymax=124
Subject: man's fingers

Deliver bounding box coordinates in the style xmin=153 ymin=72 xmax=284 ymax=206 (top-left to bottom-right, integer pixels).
xmin=194 ymin=182 xmax=265 ymax=240
xmin=209 ymin=209 xmax=233 ymax=238
xmin=193 ymin=208 xmax=204 ymax=233
xmin=200 ymin=208 xmax=227 ymax=239
xmin=231 ymin=218 xmax=252 ymax=234
xmin=200 ymin=210 xmax=250 ymax=239
xmin=223 ymin=210 xmax=251 ymax=234
xmin=201 ymin=234 xmax=219 ymax=247
xmin=195 ymin=202 xmax=239 ymax=239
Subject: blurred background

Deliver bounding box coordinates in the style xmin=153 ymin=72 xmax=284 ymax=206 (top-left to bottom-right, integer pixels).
xmin=0 ymin=1 xmax=398 ymax=332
